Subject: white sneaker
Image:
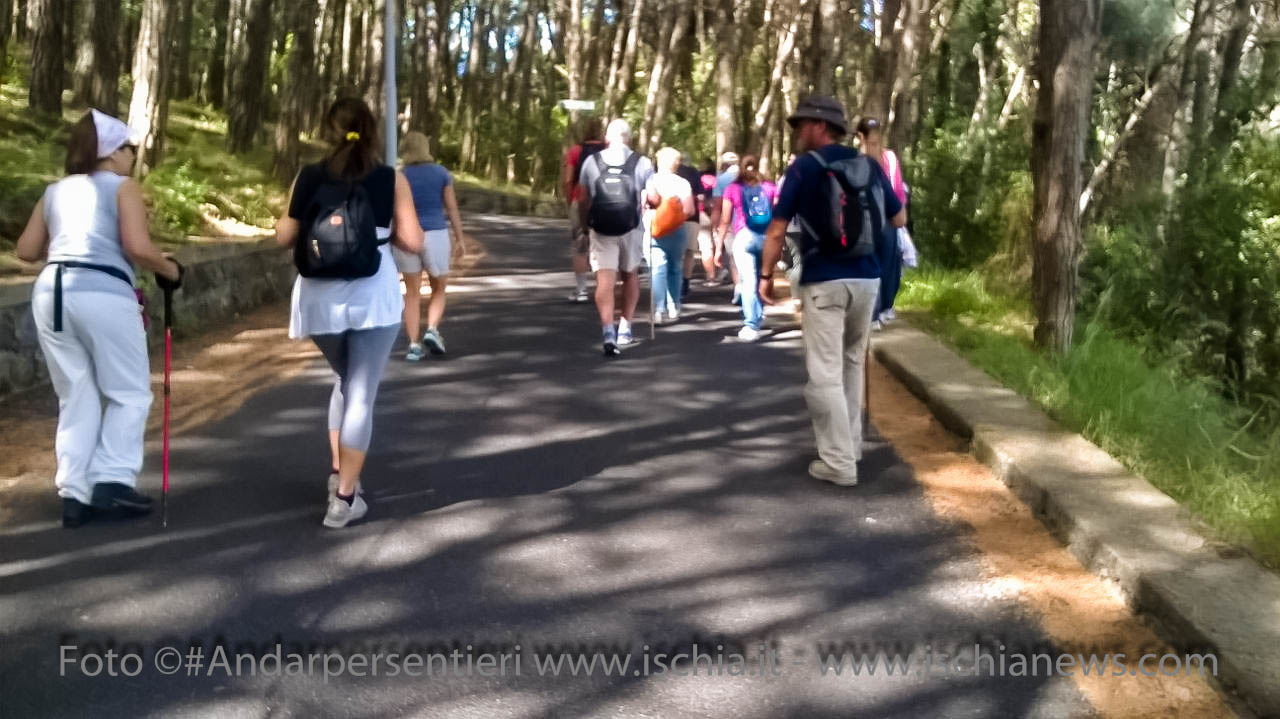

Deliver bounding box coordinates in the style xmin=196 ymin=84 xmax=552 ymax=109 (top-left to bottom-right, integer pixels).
xmin=327 ymin=473 xmax=363 ymax=498
xmin=883 ymin=308 xmax=896 ymax=322
xmin=667 ymin=307 xmax=680 ymax=322
xmin=323 ymin=493 xmax=368 ymax=528
xmin=872 ymin=320 xmax=884 ymax=332
xmin=617 ymin=331 xmax=634 ymax=346
xmin=808 ymin=459 xmax=858 ymax=486
xmin=738 ymin=326 xmax=761 ymax=342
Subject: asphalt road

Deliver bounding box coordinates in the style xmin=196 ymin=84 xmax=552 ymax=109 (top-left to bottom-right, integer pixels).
xmin=0 ymin=215 xmax=1096 ymax=718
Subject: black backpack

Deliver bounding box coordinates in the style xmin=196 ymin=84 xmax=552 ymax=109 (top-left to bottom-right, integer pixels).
xmin=587 ymin=151 xmax=643 ymax=235
xmin=294 ymin=176 xmax=384 ymax=279
xmin=799 ymin=150 xmax=884 ymax=261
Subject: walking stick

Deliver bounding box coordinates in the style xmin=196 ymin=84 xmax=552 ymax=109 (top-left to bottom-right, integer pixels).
xmin=162 ymin=285 xmax=173 ymax=528
xmin=649 ymin=240 xmax=657 ymax=341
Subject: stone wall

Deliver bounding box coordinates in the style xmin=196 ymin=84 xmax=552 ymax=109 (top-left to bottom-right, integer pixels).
xmin=0 ymin=239 xmax=293 ymax=397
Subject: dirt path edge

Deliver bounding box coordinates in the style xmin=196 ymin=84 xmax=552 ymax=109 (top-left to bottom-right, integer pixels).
xmin=873 ymin=321 xmax=1280 ymax=719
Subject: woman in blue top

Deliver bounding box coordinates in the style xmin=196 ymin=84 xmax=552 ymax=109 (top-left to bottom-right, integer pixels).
xmin=16 ymin=110 xmax=183 ymax=528
xmin=393 ymin=132 xmax=466 ymax=360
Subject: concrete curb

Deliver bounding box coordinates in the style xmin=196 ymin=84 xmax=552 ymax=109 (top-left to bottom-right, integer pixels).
xmin=872 ymin=322 xmax=1280 ymax=718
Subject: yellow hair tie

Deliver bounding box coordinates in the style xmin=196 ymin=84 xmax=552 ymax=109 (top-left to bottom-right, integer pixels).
xmin=345 ymin=131 xmax=360 ymax=142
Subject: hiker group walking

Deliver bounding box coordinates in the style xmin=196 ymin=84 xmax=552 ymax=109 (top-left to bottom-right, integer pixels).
xmin=16 ymin=90 xmax=911 ymax=530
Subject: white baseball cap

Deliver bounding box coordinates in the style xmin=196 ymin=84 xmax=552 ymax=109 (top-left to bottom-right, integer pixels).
xmin=91 ymin=109 xmax=143 ymax=159
xmin=720 ymin=151 xmax=739 ymax=165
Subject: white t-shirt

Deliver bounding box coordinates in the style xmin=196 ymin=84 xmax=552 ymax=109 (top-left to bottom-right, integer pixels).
xmin=642 ymin=172 xmax=694 ymax=232
xmin=289 ymin=228 xmax=404 ymax=338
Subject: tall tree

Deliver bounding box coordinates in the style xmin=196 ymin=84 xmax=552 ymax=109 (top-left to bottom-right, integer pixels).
xmin=714 ymin=0 xmax=737 ymax=155
xmin=1030 ymin=0 xmax=1102 ymax=354
xmin=362 ymin=0 xmax=386 ymax=117
xmin=208 ymin=0 xmax=232 ymax=106
xmin=604 ymin=0 xmax=645 ymax=118
xmin=0 ymin=0 xmax=12 ymax=75
xmin=28 ymin=0 xmax=64 ymax=115
xmin=173 ymin=0 xmax=197 ymax=99
xmin=72 ymin=0 xmax=121 ymax=112
xmin=226 ymin=0 xmax=275 ymax=153
xmin=274 ymin=0 xmax=321 ymax=182
xmin=128 ymin=0 xmax=179 ymax=173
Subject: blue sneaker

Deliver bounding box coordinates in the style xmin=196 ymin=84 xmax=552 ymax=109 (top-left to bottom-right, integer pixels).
xmin=405 ymin=344 xmax=425 ymax=362
xmin=422 ymin=329 xmax=446 ymax=355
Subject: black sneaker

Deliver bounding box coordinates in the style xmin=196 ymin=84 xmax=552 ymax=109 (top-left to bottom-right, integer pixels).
xmin=62 ymin=498 xmax=92 ymax=528
xmin=90 ymin=482 xmax=153 ymax=515
xmin=603 ymin=340 xmax=621 ymax=358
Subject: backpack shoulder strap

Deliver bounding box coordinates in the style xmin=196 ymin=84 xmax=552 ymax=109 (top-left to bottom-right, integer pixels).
xmin=807 ymin=150 xmax=830 ymax=170
xmin=621 ymin=150 xmax=642 ymax=174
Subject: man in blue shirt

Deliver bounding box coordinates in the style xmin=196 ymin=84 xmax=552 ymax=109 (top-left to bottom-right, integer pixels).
xmin=759 ymin=95 xmax=907 ymax=487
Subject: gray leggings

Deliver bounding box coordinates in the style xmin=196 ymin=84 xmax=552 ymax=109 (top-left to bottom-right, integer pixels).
xmin=312 ymin=326 xmax=399 ymax=452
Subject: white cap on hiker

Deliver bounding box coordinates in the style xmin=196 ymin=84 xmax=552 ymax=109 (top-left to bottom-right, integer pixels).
xmin=720 ymin=151 xmax=739 ymax=165
xmin=91 ymin=109 xmax=142 ymax=159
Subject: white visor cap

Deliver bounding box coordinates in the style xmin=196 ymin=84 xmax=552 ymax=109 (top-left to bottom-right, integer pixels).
xmin=91 ymin=109 xmax=143 ymax=159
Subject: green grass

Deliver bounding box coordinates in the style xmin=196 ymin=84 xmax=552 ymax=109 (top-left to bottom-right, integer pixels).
xmin=0 ymin=86 xmax=289 ymax=274
xmin=898 ymin=267 xmax=1280 ymax=568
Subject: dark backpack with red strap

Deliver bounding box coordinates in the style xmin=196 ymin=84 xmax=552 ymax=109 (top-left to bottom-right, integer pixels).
xmin=799 ymin=150 xmax=884 ymax=260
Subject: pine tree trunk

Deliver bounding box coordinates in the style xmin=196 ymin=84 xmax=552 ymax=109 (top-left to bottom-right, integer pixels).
xmin=606 ymin=0 xmax=645 ymax=117
xmin=363 ymin=0 xmax=386 ymax=116
xmin=72 ymin=0 xmax=120 ymax=112
xmin=128 ymin=0 xmax=178 ymax=173
xmin=28 ymin=0 xmax=64 ymax=116
xmin=225 ymin=0 xmax=248 ymax=108
xmin=274 ymin=0 xmax=319 ymax=182
xmin=226 ymin=0 xmax=274 ymax=153
xmin=714 ymin=0 xmax=736 ymax=156
xmin=646 ymin=9 xmax=692 ymax=151
xmin=1030 ymin=0 xmax=1101 ymax=355
xmin=173 ymin=0 xmax=196 ymax=99
xmin=208 ymin=0 xmax=231 ymax=106
xmin=0 ymin=0 xmax=12 ymax=74
xmin=564 ymin=0 xmax=584 ymax=104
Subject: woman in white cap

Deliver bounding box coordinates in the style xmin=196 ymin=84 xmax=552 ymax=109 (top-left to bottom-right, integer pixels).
xmin=15 ymin=109 xmax=183 ymax=528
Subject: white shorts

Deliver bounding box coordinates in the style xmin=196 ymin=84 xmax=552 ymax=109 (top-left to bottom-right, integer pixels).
xmin=682 ymin=221 xmax=700 ymax=255
xmin=589 ymin=228 xmax=643 ymax=273
xmin=392 ymin=228 xmax=451 ymax=277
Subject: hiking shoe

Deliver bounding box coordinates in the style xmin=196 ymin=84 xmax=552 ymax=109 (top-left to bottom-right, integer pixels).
xmin=405 ymin=343 xmax=426 ymax=362
xmin=568 ymin=290 xmax=591 ymax=303
xmin=323 ymin=493 xmax=368 ymax=528
xmin=738 ymin=326 xmax=761 ymax=342
xmin=90 ymin=482 xmax=153 ymax=515
xmin=327 ymin=473 xmax=364 ymax=498
xmin=423 ymin=329 xmax=446 ymax=355
xmin=62 ymin=498 xmax=92 ymax=528
xmin=808 ymin=459 xmax=858 ymax=487
xmin=603 ymin=340 xmax=621 ymax=358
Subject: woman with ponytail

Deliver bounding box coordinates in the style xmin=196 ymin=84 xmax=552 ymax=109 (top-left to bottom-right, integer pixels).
xmin=715 ymin=155 xmax=778 ymax=341
xmin=275 ymin=98 xmax=424 ymax=529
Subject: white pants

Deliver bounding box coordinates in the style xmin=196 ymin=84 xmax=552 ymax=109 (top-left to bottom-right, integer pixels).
xmin=799 ymin=279 xmax=880 ymax=475
xmin=31 ymin=284 xmax=152 ymax=504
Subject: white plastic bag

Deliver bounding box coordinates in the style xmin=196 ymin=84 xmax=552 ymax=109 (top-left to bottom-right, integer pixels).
xmin=899 ymin=227 xmax=919 ymax=269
